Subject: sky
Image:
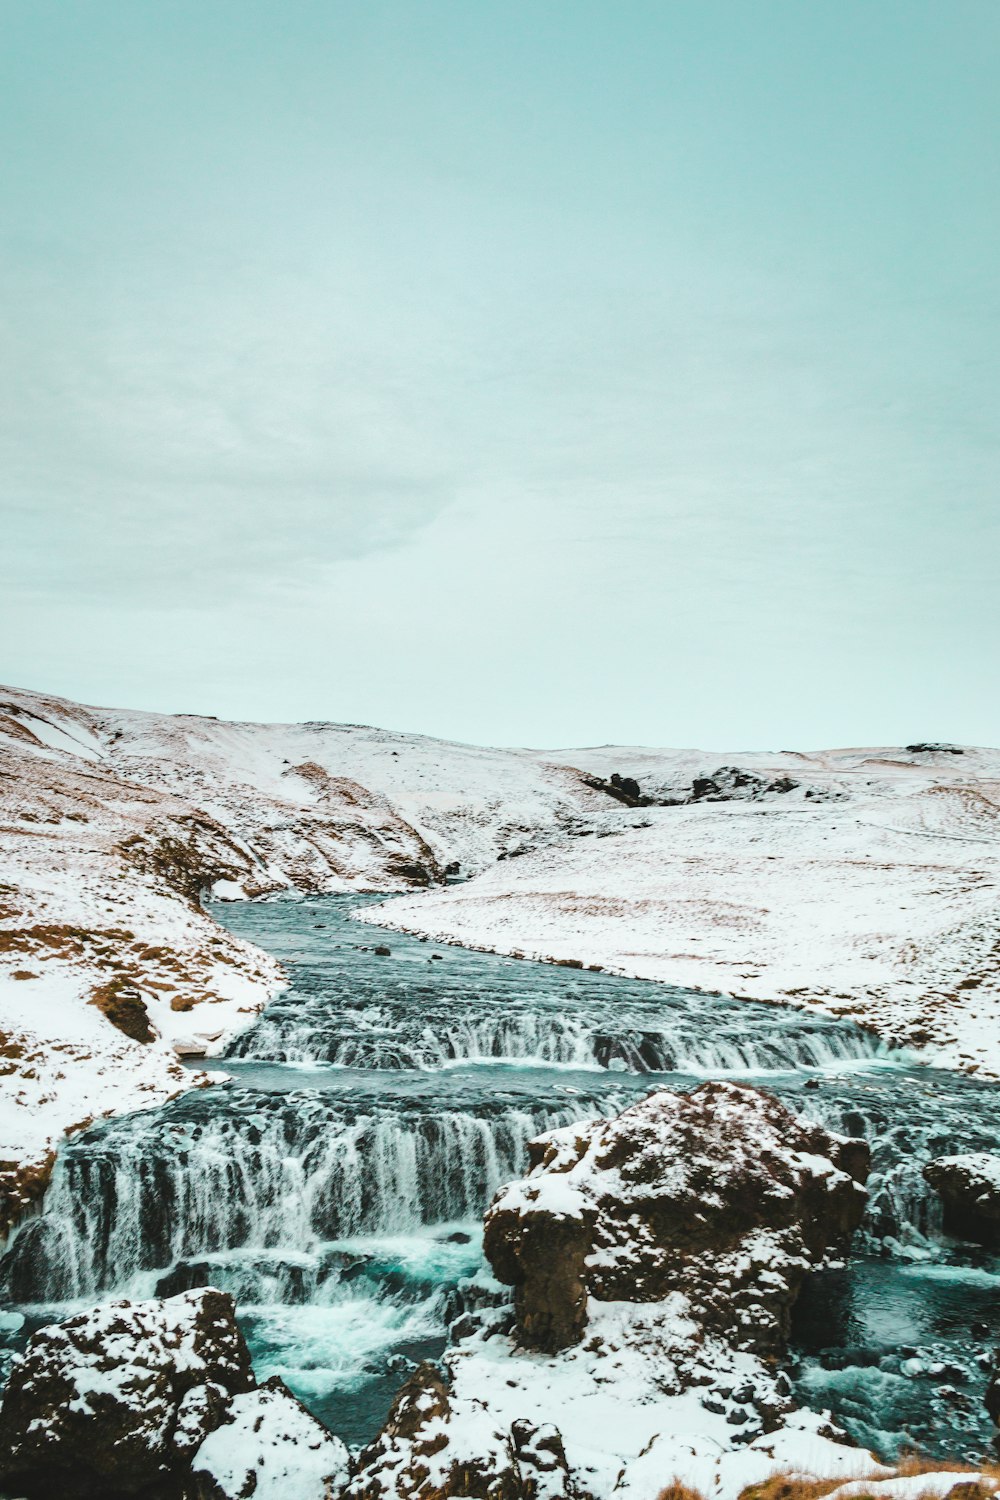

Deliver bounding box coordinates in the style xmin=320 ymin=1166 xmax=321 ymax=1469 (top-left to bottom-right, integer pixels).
xmin=2 ymin=1 xmax=998 ymax=749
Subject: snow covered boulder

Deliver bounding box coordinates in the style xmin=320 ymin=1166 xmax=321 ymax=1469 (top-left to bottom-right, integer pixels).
xmin=191 ymin=1375 xmax=349 ymax=1500
xmin=923 ymin=1153 xmax=1000 ymax=1249
xmin=348 ymin=1360 xmax=576 ymax=1500
xmin=483 ymin=1081 xmax=869 ymax=1354
xmin=0 ymin=1288 xmax=253 ymax=1499
xmin=349 ymin=1088 xmax=875 ymax=1500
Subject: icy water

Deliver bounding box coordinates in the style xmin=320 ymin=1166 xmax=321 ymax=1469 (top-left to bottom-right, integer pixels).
xmin=1 ymin=895 xmax=998 ymax=1457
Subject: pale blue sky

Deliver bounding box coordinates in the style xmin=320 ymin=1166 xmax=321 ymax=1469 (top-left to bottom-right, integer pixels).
xmin=2 ymin=2 xmax=998 ymax=747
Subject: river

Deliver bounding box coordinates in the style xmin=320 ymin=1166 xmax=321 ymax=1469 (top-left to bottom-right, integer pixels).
xmin=1 ymin=894 xmax=998 ymax=1459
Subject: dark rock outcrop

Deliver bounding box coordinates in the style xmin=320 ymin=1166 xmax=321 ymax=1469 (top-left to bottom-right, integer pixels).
xmin=581 ymin=773 xmax=646 ymax=808
xmin=688 ymin=766 xmax=800 ymax=802
xmin=483 ymin=1081 xmax=869 ymax=1355
xmin=0 ymin=1149 xmax=55 ymax=1243
xmin=348 ymin=1084 xmax=869 ymax=1498
xmin=0 ymin=1288 xmax=347 ymax=1500
xmin=580 ymin=762 xmax=842 ymax=810
xmin=350 ymin=1361 xmax=450 ymax=1498
xmin=385 ymin=857 xmax=438 ymax=887
xmin=923 ymin=1154 xmax=1000 ymax=1249
xmin=90 ymin=977 xmax=156 ymax=1043
xmin=0 ymin=1288 xmax=252 ymax=1499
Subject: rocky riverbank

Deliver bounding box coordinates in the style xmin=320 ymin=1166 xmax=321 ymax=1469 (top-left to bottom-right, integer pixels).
xmin=5 ymin=1083 xmax=996 ymax=1500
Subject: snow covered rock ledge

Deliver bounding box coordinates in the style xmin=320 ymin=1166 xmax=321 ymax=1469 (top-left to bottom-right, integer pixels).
xmin=923 ymin=1153 xmax=1000 ymax=1249
xmin=346 ymin=1084 xmax=876 ymax=1500
xmin=0 ymin=1288 xmax=347 ymax=1500
xmin=484 ymin=1081 xmax=869 ymax=1355
xmin=192 ymin=1376 xmax=350 ymax=1500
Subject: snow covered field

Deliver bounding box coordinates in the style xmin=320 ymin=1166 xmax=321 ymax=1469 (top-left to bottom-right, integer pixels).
xmin=2 ymin=681 xmax=999 ymax=1230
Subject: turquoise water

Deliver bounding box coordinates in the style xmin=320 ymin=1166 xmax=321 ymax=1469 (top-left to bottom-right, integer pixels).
xmin=1 ymin=894 xmax=998 ymax=1457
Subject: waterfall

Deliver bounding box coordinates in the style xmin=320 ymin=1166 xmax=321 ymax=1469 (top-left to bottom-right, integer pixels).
xmin=797 ymin=1087 xmax=997 ymax=1252
xmin=0 ymin=1090 xmax=618 ymax=1303
xmin=225 ymin=1003 xmax=888 ymax=1075
xmin=591 ymin=1021 xmax=885 ymax=1074
xmin=226 ymin=1011 xmax=597 ymax=1068
xmin=6 ymin=893 xmax=997 ymax=1462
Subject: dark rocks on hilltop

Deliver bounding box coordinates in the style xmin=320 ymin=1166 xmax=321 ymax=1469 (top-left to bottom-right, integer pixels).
xmin=680 ymin=765 xmax=847 ymax=805
xmin=584 ymin=764 xmax=843 ymax=810
xmin=906 ymin=743 xmax=965 ymax=755
xmin=689 ymin=766 xmax=800 ymax=802
xmin=923 ymin=1154 xmax=1000 ymax=1249
xmin=483 ymin=1081 xmax=869 ymax=1356
xmin=582 ymin=772 xmax=647 ymax=807
xmin=0 ymin=1288 xmax=348 ymax=1500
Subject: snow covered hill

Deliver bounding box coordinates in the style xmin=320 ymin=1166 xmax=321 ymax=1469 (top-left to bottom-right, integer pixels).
xmin=2 ymin=681 xmax=999 ymax=1232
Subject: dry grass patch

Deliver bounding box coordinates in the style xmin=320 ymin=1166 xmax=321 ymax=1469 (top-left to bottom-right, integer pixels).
xmin=734 ymin=1461 xmax=1000 ymax=1500
xmin=89 ymin=978 xmax=154 ymax=1044
xmin=0 ymin=924 xmax=136 ymax=961
xmin=737 ymin=1476 xmax=843 ymax=1500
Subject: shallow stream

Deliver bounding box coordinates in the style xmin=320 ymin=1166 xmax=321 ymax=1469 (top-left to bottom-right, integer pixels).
xmin=2 ymin=895 xmax=998 ymax=1457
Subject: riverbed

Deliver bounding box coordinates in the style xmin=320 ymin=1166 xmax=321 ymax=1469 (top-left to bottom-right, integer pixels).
xmin=1 ymin=894 xmax=998 ymax=1458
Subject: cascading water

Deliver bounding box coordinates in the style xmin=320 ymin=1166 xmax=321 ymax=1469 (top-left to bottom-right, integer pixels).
xmin=1 ymin=893 xmax=998 ymax=1457
xmin=1 ymin=1089 xmax=624 ymax=1301
xmin=222 ymin=944 xmax=891 ymax=1075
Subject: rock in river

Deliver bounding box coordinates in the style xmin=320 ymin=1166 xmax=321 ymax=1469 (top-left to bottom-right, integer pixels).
xmin=483 ymin=1080 xmax=869 ymax=1354
xmin=0 ymin=1287 xmax=348 ymax=1500
xmin=923 ymin=1153 xmax=1000 ymax=1249
xmin=346 ymin=1083 xmax=872 ymax=1500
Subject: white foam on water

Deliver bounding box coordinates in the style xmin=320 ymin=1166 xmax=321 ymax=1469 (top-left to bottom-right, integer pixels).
xmin=243 ymin=1295 xmax=444 ymax=1396
xmin=900 ymin=1261 xmax=1000 ymax=1287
